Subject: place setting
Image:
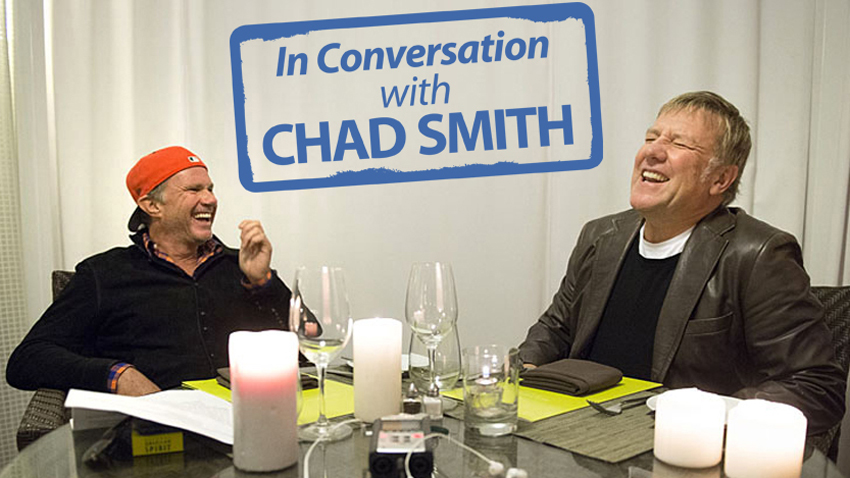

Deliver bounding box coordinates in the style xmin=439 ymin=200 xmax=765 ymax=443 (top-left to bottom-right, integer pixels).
xmin=178 ymin=260 xmax=815 ymax=477
xmin=502 ymin=359 xmax=663 ymax=463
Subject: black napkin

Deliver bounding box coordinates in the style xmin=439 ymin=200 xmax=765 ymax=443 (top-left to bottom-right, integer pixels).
xmin=521 ymin=359 xmax=622 ymax=395
xmin=215 ymin=367 xmax=231 ymax=388
xmin=215 ymin=367 xmax=318 ymax=390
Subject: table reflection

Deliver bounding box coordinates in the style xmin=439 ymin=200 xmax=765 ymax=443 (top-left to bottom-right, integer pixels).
xmin=0 ymin=417 xmax=844 ymax=478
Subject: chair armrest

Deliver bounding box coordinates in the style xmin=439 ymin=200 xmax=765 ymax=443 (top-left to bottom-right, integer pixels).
xmin=807 ymin=424 xmax=839 ymax=460
xmin=16 ymin=388 xmax=70 ymax=451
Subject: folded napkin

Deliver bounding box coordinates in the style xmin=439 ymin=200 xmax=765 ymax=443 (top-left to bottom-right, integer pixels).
xmin=215 ymin=367 xmax=318 ymax=390
xmin=521 ymin=359 xmax=622 ymax=395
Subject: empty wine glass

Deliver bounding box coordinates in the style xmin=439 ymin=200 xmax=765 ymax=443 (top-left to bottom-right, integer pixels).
xmin=296 ymin=369 xmax=304 ymax=420
xmin=290 ymin=266 xmax=353 ymax=442
xmin=409 ymin=327 xmax=462 ymax=411
xmin=408 ymin=327 xmax=462 ymax=392
xmin=405 ymin=262 xmax=458 ymax=407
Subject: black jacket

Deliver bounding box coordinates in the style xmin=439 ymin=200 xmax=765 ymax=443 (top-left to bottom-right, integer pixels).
xmin=6 ymin=233 xmax=291 ymax=392
xmin=520 ymin=207 xmax=846 ymax=434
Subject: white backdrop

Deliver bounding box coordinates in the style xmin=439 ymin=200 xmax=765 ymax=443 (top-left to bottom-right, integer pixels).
xmin=4 ymin=0 xmax=850 ymax=469
xmin=12 ymin=0 xmax=850 ymax=351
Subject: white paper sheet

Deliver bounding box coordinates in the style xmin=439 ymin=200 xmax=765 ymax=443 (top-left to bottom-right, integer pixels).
xmin=65 ymin=388 xmax=234 ymax=444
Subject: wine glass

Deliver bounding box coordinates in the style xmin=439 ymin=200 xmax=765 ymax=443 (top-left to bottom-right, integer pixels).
xmin=408 ymin=328 xmax=461 ymax=392
xmin=289 ymin=266 xmax=353 ymax=442
xmin=296 ymin=369 xmax=304 ymax=421
xmin=405 ymin=262 xmax=458 ymax=406
xmin=408 ymin=327 xmax=462 ymax=410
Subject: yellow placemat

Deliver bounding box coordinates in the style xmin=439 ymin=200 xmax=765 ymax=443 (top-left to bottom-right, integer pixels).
xmin=442 ymin=377 xmax=661 ymax=422
xmin=182 ymin=378 xmax=355 ymax=426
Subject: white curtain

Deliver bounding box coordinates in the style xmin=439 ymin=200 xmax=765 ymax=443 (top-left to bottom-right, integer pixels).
xmin=5 ymin=0 xmax=850 ymax=463
xmin=801 ymin=0 xmax=850 ymax=285
xmin=12 ymin=0 xmax=850 ymax=370
xmin=1 ymin=0 xmax=37 ymax=467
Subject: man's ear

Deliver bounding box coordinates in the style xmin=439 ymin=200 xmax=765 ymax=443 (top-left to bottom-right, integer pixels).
xmin=710 ymin=165 xmax=739 ymax=197
xmin=138 ymin=196 xmax=162 ymax=219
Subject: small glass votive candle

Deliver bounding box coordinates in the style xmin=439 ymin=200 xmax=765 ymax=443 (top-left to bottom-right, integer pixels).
xmin=724 ymin=399 xmax=807 ymax=478
xmin=653 ymin=388 xmax=726 ymax=468
xmin=462 ymin=345 xmax=520 ymax=437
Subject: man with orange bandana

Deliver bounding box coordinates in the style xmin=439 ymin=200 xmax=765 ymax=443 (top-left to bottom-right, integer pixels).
xmin=8 ymin=146 xmax=291 ymax=396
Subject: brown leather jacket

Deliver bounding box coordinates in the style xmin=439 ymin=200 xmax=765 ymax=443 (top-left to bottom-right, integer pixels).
xmin=519 ymin=207 xmax=845 ymax=434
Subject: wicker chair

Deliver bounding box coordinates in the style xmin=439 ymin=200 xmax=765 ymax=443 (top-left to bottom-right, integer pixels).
xmin=811 ymin=286 xmax=850 ymax=461
xmin=15 ymin=270 xmax=75 ymax=451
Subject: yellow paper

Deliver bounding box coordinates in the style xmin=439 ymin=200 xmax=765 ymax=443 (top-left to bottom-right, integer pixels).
xmin=182 ymin=379 xmax=232 ymax=401
xmin=443 ymin=377 xmax=661 ymax=422
xmin=298 ymin=379 xmax=355 ymax=425
xmin=182 ymin=378 xmax=355 ymax=426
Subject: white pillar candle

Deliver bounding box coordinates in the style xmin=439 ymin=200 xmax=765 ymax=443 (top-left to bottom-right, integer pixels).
xmin=354 ymin=318 xmax=402 ymax=423
xmin=653 ymin=388 xmax=726 ymax=468
xmin=724 ymin=399 xmax=807 ymax=478
xmin=652 ymin=458 xmax=721 ymax=478
xmin=229 ymin=330 xmax=299 ymax=472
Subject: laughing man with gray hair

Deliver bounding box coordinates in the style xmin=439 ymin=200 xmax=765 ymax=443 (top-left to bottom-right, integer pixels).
xmin=519 ymin=91 xmax=845 ymax=437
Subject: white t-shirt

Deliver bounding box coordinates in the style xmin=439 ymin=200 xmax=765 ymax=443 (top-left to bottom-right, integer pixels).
xmin=639 ymin=224 xmax=695 ymax=259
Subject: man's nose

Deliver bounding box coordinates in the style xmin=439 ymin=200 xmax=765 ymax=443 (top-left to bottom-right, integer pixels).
xmin=201 ymin=189 xmax=217 ymax=205
xmin=643 ymin=140 xmax=667 ymax=164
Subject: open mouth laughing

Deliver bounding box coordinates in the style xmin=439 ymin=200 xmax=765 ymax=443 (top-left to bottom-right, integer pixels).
xmin=193 ymin=212 xmax=213 ymax=223
xmin=641 ymin=170 xmax=669 ymax=183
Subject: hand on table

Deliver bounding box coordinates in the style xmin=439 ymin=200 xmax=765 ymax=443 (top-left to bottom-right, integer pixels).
xmin=116 ymin=367 xmax=161 ymax=396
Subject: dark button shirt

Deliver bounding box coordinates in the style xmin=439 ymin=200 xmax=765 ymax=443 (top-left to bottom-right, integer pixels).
xmin=6 ymin=232 xmax=291 ymax=393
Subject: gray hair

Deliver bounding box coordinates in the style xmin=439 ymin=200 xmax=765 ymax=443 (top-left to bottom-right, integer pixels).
xmin=137 ymin=178 xmax=169 ymax=226
xmin=146 ymin=179 xmax=169 ymax=204
xmin=658 ymin=91 xmax=752 ymax=205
